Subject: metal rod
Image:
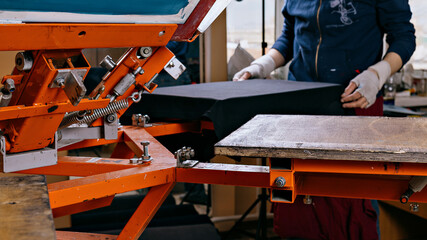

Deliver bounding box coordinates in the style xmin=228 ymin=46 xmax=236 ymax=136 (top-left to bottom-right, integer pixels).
xmin=261 ymin=0 xmax=267 ymax=56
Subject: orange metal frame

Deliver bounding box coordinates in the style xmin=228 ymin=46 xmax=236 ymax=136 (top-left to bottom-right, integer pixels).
xmin=13 ymin=122 xmax=427 ymax=239
xmin=0 ymin=24 xmax=177 ymax=51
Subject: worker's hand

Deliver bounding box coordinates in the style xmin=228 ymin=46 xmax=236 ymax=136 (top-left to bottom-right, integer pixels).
xmin=233 ymin=65 xmax=261 ymax=81
xmin=341 ymin=70 xmax=378 ymax=109
xmin=341 ymin=60 xmax=391 ymax=109
xmin=232 ymin=55 xmax=276 ymax=81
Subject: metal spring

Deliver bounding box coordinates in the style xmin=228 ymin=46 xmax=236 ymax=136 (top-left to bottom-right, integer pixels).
xmin=59 ymin=99 xmax=129 ymax=129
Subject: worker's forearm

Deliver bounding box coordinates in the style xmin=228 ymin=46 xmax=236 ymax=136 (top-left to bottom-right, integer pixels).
xmin=267 ymin=48 xmax=286 ymax=68
xmin=383 ymin=52 xmax=403 ymax=75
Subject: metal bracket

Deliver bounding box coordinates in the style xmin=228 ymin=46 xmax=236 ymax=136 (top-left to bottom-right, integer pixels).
xmin=103 ymin=113 xmax=118 ymax=140
xmin=50 ymin=69 xmax=87 ymax=106
xmin=174 ymin=147 xmax=198 ymax=168
xmin=0 ymin=133 xmax=58 ymax=173
xmin=132 ymin=114 xmax=152 ymax=128
xmin=164 ymin=56 xmax=186 ymax=80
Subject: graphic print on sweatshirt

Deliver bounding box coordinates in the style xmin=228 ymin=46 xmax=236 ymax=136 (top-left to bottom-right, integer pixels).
xmin=327 ymin=0 xmax=357 ymax=28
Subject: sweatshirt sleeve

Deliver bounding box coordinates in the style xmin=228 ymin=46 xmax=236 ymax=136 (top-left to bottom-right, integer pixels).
xmin=271 ymin=3 xmax=294 ymax=66
xmin=377 ymin=0 xmax=416 ymax=65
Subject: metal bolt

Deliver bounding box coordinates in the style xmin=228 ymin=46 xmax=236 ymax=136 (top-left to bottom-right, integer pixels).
xmin=167 ymin=61 xmax=175 ymax=68
xmin=159 ymin=31 xmax=165 ymax=37
xmin=4 ymin=79 xmax=15 ymax=93
xmin=141 ymin=141 xmax=150 ymax=153
xmin=140 ymin=141 xmax=152 ymax=162
xmin=106 ymin=114 xmax=116 ymax=123
xmin=410 ymin=202 xmax=420 ymax=212
xmin=274 ymin=176 xmax=286 ymax=188
xmin=139 ymin=47 xmax=153 ymax=59
xmin=143 ymin=115 xmax=150 ymax=124
xmin=100 ymin=55 xmax=116 ymax=71
xmin=132 ymin=114 xmax=142 ymax=126
xmin=55 ymin=78 xmax=65 ymax=87
xmin=303 ymin=195 xmax=313 ymax=205
xmin=133 ymin=67 xmax=143 ymax=75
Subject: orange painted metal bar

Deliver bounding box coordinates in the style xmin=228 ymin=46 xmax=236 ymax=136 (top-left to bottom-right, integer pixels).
xmin=176 ymin=162 xmax=270 ymax=188
xmin=144 ymin=121 xmax=202 ymax=137
xmin=293 ymin=159 xmax=427 ymax=176
xmin=0 ymin=98 xmax=109 ymax=121
xmin=117 ymin=182 xmax=175 ymax=240
xmin=56 ymin=231 xmax=117 ymax=240
xmin=122 ymin=126 xmax=176 ymax=160
xmin=47 ymin=128 xmax=175 ymax=209
xmin=296 ymin=173 xmax=427 ymax=203
xmin=17 ymin=156 xmax=136 ymax=176
xmin=48 ymin=166 xmax=174 ymax=209
xmin=110 ymin=142 xmax=137 ymax=159
xmin=59 ymin=131 xmax=124 ymax=151
xmin=53 ymin=195 xmax=115 ymax=218
xmin=0 ymin=24 xmax=177 ymax=50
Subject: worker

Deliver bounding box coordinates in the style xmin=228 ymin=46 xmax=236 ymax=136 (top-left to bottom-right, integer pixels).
xmin=234 ymin=0 xmax=415 ymax=239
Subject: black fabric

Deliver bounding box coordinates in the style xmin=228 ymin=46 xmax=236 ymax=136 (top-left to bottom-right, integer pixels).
xmin=124 ymin=80 xmax=354 ymax=139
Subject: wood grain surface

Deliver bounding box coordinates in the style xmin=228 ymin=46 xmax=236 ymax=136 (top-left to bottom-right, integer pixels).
xmin=0 ymin=175 xmax=55 ymax=240
xmin=215 ymin=115 xmax=427 ymax=162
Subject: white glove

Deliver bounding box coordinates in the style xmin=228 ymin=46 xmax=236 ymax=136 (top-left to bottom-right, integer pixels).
xmin=350 ymin=60 xmax=391 ymax=107
xmin=233 ymin=54 xmax=276 ymax=81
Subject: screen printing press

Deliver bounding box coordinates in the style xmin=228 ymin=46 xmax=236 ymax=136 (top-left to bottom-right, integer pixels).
xmin=0 ymin=1 xmax=426 ymax=240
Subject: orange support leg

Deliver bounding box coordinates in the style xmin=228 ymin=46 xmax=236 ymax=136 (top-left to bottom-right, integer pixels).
xmin=117 ymin=182 xmax=175 ymax=240
xmin=52 ymin=195 xmax=115 ymax=218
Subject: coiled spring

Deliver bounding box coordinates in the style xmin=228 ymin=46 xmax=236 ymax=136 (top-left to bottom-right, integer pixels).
xmin=59 ymin=98 xmax=129 ymax=129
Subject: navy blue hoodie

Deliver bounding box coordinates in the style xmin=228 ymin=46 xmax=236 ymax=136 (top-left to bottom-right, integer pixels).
xmin=272 ymin=0 xmax=416 ymax=85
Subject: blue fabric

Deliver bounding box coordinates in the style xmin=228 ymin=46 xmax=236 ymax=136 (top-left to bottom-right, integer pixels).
xmin=272 ymin=0 xmax=415 ymax=85
xmin=0 ymin=0 xmax=188 ymax=15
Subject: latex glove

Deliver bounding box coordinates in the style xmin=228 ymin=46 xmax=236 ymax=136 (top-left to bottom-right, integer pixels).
xmin=341 ymin=61 xmax=391 ymax=109
xmin=233 ymin=54 xmax=276 ymax=81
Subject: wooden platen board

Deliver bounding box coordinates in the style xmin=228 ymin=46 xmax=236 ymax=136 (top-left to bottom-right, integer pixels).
xmin=0 ymin=175 xmax=55 ymax=240
xmin=215 ymin=115 xmax=427 ymax=163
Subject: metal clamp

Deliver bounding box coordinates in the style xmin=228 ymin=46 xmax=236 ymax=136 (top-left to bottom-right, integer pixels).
xmin=132 ymin=114 xmax=152 ymax=127
xmin=174 ymin=147 xmax=198 ymax=168
xmin=164 ymin=56 xmax=186 ymax=80
xmin=49 ymin=69 xmax=87 ymax=106
xmin=103 ymin=113 xmax=118 ymax=140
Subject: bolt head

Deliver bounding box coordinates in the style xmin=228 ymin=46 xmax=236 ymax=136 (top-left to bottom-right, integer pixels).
xmin=410 ymin=203 xmax=420 ymax=212
xmin=106 ymin=114 xmax=116 ymax=123
xmin=140 ymin=141 xmax=150 ymax=146
xmin=303 ymin=195 xmax=313 ymax=205
xmin=274 ymin=176 xmax=286 ymax=188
